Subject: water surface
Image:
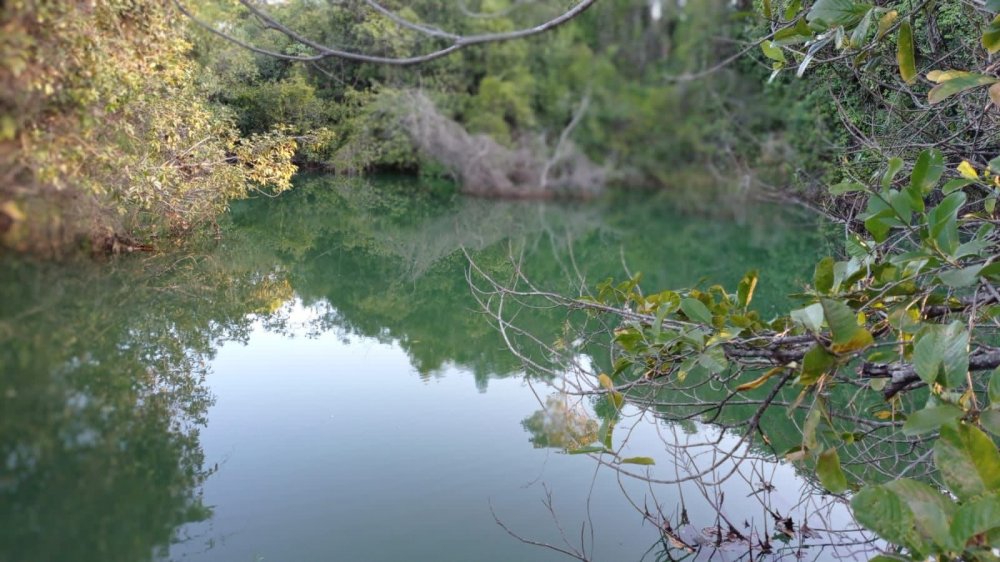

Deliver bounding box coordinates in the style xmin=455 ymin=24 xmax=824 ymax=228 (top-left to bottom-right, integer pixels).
xmin=1 ymin=176 xmax=865 ymax=562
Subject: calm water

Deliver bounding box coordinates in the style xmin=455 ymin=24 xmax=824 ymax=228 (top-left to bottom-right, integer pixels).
xmin=0 ymin=176 xmax=867 ymax=562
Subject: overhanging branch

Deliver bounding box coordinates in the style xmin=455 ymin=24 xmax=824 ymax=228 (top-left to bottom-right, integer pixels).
xmin=175 ymin=0 xmax=598 ymax=65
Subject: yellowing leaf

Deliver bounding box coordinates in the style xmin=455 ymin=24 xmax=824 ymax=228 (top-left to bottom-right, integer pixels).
xmin=736 ymin=366 xmax=785 ymax=392
xmin=991 ymin=83 xmax=1000 ymax=109
xmin=984 ymin=14 xmax=1000 ymax=54
xmin=897 ymin=21 xmax=917 ymax=85
xmin=598 ymin=373 xmax=614 ymax=390
xmin=958 ymin=160 xmax=979 ymax=180
xmin=876 ymin=10 xmax=897 ymax=40
xmin=785 ymin=447 xmax=808 ymax=462
xmin=928 ymin=73 xmax=999 ymax=104
xmin=927 ymin=70 xmax=972 ymax=83
xmin=0 ymin=201 xmax=25 ymax=222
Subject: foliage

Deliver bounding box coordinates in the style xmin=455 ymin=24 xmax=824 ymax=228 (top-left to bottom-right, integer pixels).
xmin=193 ymin=0 xmax=788 ymax=196
xmin=746 ymin=0 xmax=999 ymax=191
xmin=0 ymin=0 xmax=297 ymax=255
xmin=484 ymin=0 xmax=1000 ymax=548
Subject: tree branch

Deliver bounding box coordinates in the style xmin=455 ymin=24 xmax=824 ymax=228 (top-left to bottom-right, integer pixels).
xmin=175 ymin=0 xmax=598 ymax=66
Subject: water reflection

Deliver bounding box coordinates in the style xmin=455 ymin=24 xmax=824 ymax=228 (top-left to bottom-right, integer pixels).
xmin=0 ymin=259 xmax=258 ymax=562
xmin=0 ymin=175 xmax=837 ymax=561
xmin=522 ymin=396 xmax=599 ymax=449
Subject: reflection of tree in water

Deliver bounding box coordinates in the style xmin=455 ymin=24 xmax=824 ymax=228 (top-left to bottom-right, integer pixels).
xmin=514 ymin=389 xmax=881 ymax=560
xmin=522 ymin=395 xmax=598 ymax=449
xmin=471 ymin=269 xmax=906 ymax=560
xmin=0 ymin=174 xmax=827 ymax=560
xmin=228 ymin=175 xmax=822 ymax=389
xmin=0 ymin=253 xmax=292 ymax=562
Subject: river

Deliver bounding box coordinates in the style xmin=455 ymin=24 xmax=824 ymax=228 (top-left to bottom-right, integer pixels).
xmin=0 ymin=175 xmax=875 ymax=561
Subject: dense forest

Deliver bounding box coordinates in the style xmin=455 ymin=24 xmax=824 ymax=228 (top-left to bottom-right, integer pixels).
xmin=1 ymin=0 xmax=824 ymax=255
xmin=5 ymin=0 xmax=1000 ymax=560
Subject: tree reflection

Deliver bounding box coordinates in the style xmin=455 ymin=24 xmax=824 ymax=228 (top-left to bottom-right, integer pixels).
xmin=522 ymin=395 xmax=599 ymax=449
xmin=472 ymin=265 xmax=898 ymax=560
xmin=0 ymin=174 xmax=825 ymax=561
xmin=227 ymin=174 xmax=822 ymax=387
xmin=0 ymin=255 xmax=291 ymax=562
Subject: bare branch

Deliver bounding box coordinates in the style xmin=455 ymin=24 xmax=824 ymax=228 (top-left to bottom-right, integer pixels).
xmin=175 ymin=0 xmax=598 ymax=66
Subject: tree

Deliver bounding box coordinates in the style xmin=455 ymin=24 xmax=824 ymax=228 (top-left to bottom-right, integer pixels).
xmin=469 ymin=1 xmax=1000 ymax=558
xmin=0 ymin=1 xmax=298 ymax=255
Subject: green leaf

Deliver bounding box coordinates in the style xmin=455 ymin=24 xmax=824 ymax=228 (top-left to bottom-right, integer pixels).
xmin=647 ymin=290 xmax=682 ymax=313
xmin=680 ymin=298 xmax=712 ymax=324
xmin=784 ymin=0 xmax=802 ymax=20
xmin=814 ymin=256 xmax=835 ymax=294
xmin=803 ymin=401 xmax=822 ymax=452
xmin=927 ymin=191 xmax=967 ymax=256
xmin=897 ymin=21 xmax=917 ymax=85
xmin=807 ymin=0 xmax=872 ymax=28
xmin=951 ymin=493 xmax=1000 ymax=548
xmin=934 ymin=422 xmax=1000 ymax=501
xmin=910 ymin=148 xmax=944 ymax=195
xmin=761 ymin=41 xmax=786 ymax=63
xmin=851 ymin=485 xmax=923 ymax=552
xmin=887 ymin=307 xmax=921 ymax=334
xmin=939 ymin=264 xmax=985 ymax=288
xmin=849 ymin=8 xmax=874 ymax=47
xmin=912 ymin=322 xmax=969 ymax=388
xmin=816 ymin=448 xmax=849 ymax=493
xmin=984 ymin=15 xmax=1000 ymax=54
xmin=888 ymin=188 xmax=913 ymax=225
xmin=864 ymin=211 xmax=893 ymax=242
xmin=791 ymin=303 xmax=824 ymax=333
xmin=882 ymin=157 xmax=905 ymax=189
xmin=614 ymin=328 xmax=644 ymax=352
xmin=885 ymin=479 xmax=958 ymax=551
xmin=901 ymin=404 xmax=965 ymax=436
xmin=773 ymin=17 xmax=813 ymax=44
xmin=981 ymin=409 xmax=1000 ymax=436
xmin=928 ymin=73 xmax=999 ymax=104
xmin=990 ymin=367 xmax=1000 ymax=405
xmin=800 ymin=344 xmax=835 ymax=385
xmin=821 ymin=298 xmax=874 ymax=354
xmin=737 ymin=269 xmax=759 ymax=309
xmin=620 ymin=456 xmax=655 ymax=465
xmin=943 ymin=178 xmax=976 ymax=194
xmin=598 ymin=418 xmax=614 ymax=450
xmin=567 ymin=445 xmax=608 ymax=454
xmin=697 ymin=347 xmax=728 ymax=374
xmin=828 ymin=181 xmax=866 ymax=195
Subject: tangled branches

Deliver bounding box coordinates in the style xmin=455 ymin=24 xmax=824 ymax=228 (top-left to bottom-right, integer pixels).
xmin=465 ymin=146 xmax=1000 ymax=556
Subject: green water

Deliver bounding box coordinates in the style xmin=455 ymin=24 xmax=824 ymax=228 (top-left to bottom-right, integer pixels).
xmin=0 ymin=176 xmax=850 ymax=562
